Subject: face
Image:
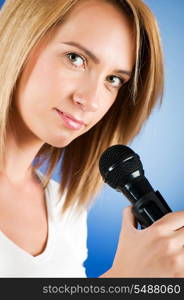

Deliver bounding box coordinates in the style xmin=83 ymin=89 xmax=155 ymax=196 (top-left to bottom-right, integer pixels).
xmin=14 ymin=0 xmax=135 ymax=148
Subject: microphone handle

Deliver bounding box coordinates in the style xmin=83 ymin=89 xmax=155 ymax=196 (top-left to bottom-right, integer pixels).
xmin=131 ymin=190 xmax=172 ymax=229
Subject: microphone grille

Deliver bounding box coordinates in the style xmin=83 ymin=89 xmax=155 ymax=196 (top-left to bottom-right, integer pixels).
xmin=99 ymin=144 xmax=144 ymax=188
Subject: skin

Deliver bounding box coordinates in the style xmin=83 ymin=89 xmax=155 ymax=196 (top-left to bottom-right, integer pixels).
xmin=0 ymin=1 xmax=135 ymax=257
xmin=101 ymin=207 xmax=184 ymax=277
xmin=2 ymin=0 xmax=135 ymax=185
xmin=1 ymin=0 xmax=184 ymax=276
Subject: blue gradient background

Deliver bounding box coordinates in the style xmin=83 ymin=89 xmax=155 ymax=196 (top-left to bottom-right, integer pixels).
xmin=1 ymin=0 xmax=184 ymax=278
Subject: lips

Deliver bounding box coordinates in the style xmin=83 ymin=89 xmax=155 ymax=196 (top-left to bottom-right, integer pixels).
xmin=55 ymin=109 xmax=85 ymax=125
xmin=55 ymin=108 xmax=86 ymax=130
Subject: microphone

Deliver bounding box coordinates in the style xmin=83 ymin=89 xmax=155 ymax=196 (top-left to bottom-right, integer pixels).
xmin=99 ymin=144 xmax=172 ymax=229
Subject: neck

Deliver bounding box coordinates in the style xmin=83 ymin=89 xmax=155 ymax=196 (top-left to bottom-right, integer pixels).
xmin=2 ymin=113 xmax=44 ymax=186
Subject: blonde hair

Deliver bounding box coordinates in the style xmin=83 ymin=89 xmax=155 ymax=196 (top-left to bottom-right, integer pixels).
xmin=0 ymin=0 xmax=164 ymax=215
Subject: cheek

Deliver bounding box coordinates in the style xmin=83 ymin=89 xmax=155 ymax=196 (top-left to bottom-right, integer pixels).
xmin=83 ymin=101 xmax=115 ymax=133
xmin=97 ymin=97 xmax=116 ymax=121
xmin=15 ymin=54 xmax=72 ymax=120
xmin=13 ymin=56 xmax=77 ymax=146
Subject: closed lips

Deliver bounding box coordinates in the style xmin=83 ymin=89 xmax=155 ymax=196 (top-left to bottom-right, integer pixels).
xmin=55 ymin=109 xmax=86 ymax=125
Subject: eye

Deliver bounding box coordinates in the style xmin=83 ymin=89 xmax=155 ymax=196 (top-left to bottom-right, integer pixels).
xmin=107 ymin=75 xmax=125 ymax=89
xmin=65 ymin=52 xmax=86 ymax=68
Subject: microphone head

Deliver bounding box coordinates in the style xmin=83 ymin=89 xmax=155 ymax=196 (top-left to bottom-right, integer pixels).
xmin=99 ymin=144 xmax=144 ymax=189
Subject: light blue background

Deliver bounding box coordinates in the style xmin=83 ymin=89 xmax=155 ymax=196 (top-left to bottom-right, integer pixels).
xmin=1 ymin=0 xmax=184 ymax=278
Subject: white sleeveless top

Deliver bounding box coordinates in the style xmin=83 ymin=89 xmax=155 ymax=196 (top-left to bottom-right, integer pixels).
xmin=0 ymin=170 xmax=88 ymax=277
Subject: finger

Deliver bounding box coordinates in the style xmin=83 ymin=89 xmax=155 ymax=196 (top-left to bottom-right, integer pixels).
xmin=154 ymin=210 xmax=184 ymax=231
xmin=122 ymin=206 xmax=138 ymax=229
xmin=172 ymin=226 xmax=184 ymax=248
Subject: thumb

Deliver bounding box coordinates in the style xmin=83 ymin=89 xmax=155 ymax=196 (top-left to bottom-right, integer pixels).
xmin=122 ymin=205 xmax=138 ymax=230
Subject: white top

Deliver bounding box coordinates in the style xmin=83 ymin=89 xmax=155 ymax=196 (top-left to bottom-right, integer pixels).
xmin=0 ymin=170 xmax=88 ymax=277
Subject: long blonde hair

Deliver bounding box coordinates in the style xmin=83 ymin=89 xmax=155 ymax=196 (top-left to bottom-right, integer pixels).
xmin=0 ymin=0 xmax=164 ymax=214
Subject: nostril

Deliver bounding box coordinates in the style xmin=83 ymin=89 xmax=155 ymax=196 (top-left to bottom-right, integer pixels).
xmin=73 ymin=93 xmax=85 ymax=105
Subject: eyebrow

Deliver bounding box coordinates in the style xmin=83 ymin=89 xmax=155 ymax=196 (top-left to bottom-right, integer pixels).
xmin=62 ymin=41 xmax=132 ymax=77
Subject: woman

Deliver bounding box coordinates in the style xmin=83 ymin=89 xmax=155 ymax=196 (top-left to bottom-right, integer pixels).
xmin=0 ymin=0 xmax=183 ymax=278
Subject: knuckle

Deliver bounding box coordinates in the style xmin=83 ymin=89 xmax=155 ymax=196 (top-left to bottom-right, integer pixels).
xmin=163 ymin=238 xmax=175 ymax=254
xmin=150 ymin=223 xmax=165 ymax=238
xmin=155 ymin=237 xmax=175 ymax=255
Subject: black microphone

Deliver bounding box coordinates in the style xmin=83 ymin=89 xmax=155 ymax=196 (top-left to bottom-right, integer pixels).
xmin=99 ymin=144 xmax=172 ymax=229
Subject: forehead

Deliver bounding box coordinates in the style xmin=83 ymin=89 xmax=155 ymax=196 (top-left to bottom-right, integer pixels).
xmin=50 ymin=0 xmax=136 ymax=71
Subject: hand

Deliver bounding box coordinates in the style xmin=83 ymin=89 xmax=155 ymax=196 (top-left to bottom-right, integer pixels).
xmin=109 ymin=206 xmax=184 ymax=277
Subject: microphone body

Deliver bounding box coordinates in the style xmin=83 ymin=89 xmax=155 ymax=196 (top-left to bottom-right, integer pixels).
xmin=99 ymin=145 xmax=172 ymax=229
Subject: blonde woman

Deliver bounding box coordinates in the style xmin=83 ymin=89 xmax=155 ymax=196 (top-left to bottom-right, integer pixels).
xmin=0 ymin=0 xmax=183 ymax=278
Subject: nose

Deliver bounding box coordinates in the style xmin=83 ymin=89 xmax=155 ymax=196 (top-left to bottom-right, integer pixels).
xmin=72 ymin=79 xmax=101 ymax=112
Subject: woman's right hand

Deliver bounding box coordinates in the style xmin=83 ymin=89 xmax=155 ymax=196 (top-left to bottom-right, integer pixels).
xmin=104 ymin=206 xmax=184 ymax=277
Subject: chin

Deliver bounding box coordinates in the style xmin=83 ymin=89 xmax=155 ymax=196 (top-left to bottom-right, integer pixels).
xmin=46 ymin=140 xmax=72 ymax=148
xmin=45 ymin=136 xmax=74 ymax=148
